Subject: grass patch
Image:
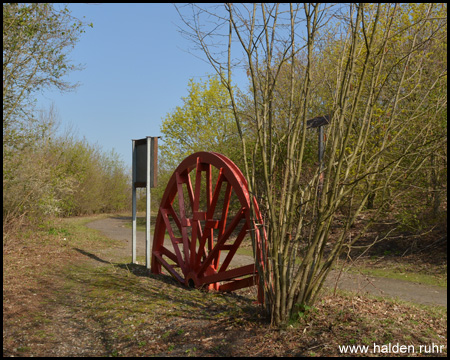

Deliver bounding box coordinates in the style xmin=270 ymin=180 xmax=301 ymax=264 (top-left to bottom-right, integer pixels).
xmin=343 ymin=256 xmax=447 ymax=288
xmin=351 ymin=266 xmax=447 ymax=288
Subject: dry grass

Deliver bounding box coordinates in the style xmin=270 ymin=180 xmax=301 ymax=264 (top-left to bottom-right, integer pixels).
xmin=3 ymin=215 xmax=447 ymax=357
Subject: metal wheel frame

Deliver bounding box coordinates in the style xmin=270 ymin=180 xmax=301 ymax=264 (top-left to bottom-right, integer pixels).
xmin=151 ymin=152 xmax=265 ymax=300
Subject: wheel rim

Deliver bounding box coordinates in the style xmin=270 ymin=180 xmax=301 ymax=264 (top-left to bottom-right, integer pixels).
xmin=151 ymin=152 xmax=265 ymax=295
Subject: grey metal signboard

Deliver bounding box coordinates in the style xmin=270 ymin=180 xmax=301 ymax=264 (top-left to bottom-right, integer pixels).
xmin=134 ymin=137 xmax=158 ymax=187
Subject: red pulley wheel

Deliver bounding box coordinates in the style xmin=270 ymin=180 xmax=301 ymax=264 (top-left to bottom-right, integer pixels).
xmin=151 ymin=152 xmax=265 ymax=301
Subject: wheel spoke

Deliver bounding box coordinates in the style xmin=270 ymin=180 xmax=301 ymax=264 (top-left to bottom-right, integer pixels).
xmin=218 ymin=222 xmax=248 ymax=272
xmin=175 ymin=171 xmax=193 ymax=266
xmin=190 ymin=157 xmax=203 ymax=266
xmin=160 ymin=207 xmax=186 ymax=273
xmin=207 ymin=168 xmax=225 ymax=222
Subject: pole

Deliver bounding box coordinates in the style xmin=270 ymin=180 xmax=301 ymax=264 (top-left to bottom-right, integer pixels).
xmin=146 ymin=137 xmax=151 ymax=269
xmin=318 ymin=126 xmax=325 ymax=203
xmin=131 ymin=140 xmax=137 ymax=264
xmin=318 ymin=125 xmax=324 ymax=164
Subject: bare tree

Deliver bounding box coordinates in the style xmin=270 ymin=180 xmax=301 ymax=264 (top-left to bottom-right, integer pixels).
xmin=176 ymin=3 xmax=447 ymax=326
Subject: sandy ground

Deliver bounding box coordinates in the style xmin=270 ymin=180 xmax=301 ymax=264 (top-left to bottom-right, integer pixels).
xmin=86 ymin=216 xmax=447 ymax=307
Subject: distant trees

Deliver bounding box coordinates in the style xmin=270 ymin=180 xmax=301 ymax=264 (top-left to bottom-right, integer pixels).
xmin=176 ymin=3 xmax=447 ymax=326
xmin=155 ymin=75 xmax=243 ymax=207
xmin=159 ymin=75 xmax=241 ymax=170
xmin=3 ymin=105 xmax=130 ymax=239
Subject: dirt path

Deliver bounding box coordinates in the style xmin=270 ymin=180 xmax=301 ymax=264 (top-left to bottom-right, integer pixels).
xmin=86 ymin=216 xmax=447 ymax=307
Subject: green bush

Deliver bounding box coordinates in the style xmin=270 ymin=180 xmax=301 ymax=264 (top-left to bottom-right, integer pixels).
xmin=3 ymin=113 xmax=131 ymax=238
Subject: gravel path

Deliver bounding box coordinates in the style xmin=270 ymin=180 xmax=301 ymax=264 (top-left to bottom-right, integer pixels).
xmin=86 ymin=216 xmax=447 ymax=307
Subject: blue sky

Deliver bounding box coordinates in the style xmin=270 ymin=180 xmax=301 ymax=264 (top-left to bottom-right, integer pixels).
xmin=35 ymin=3 xmax=247 ymax=170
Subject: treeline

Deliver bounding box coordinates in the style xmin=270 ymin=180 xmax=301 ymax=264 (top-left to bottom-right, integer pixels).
xmin=159 ymin=72 xmax=447 ymax=235
xmin=3 ymin=107 xmax=130 ymax=235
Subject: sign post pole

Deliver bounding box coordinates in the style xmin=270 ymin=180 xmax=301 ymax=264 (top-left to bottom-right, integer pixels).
xmin=131 ymin=140 xmax=137 ymax=264
xmin=131 ymin=136 xmax=158 ymax=268
xmin=145 ymin=137 xmax=151 ymax=269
